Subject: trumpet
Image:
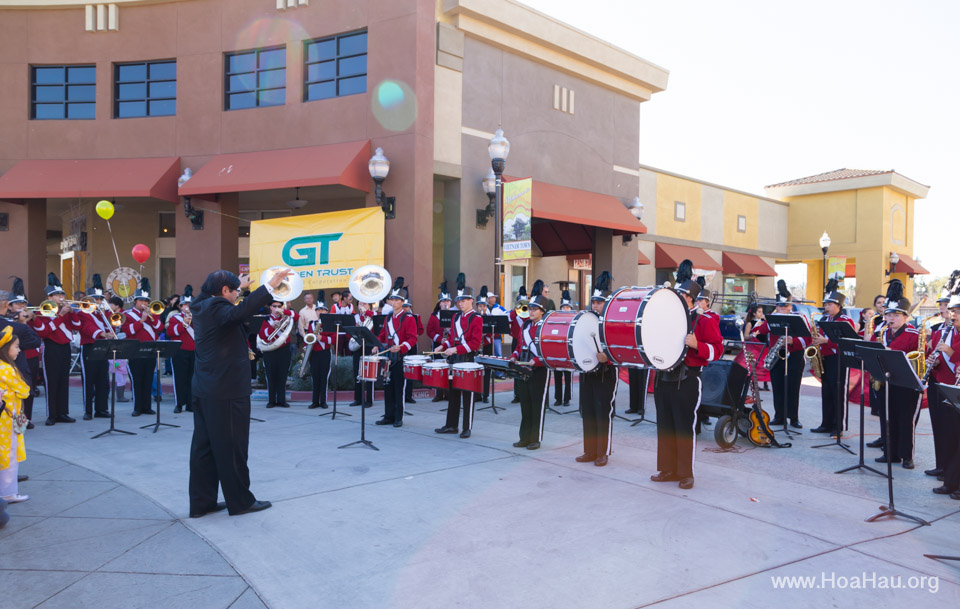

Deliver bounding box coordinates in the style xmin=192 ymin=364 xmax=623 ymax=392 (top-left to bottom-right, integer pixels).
xmin=26 ymin=300 xmax=60 ymax=317
xmin=148 ymin=300 xmax=165 ymax=316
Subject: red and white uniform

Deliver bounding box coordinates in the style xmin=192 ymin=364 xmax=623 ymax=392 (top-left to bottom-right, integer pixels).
xmin=509 ymin=309 xmax=523 ymax=350
xmin=512 ymin=319 xmax=544 ymax=367
xmin=441 ymin=310 xmax=482 ymax=355
xmin=30 ymin=310 xmax=81 ymax=345
xmin=167 ymin=312 xmax=196 ymax=351
xmin=333 ymin=302 xmax=354 ymax=315
xmin=882 ymin=324 xmax=919 ymax=354
xmin=754 ymin=318 xmax=810 ymax=356
xmin=77 ymin=309 xmax=112 ymax=345
xmin=257 ymin=310 xmax=295 ymax=349
xmin=683 ymin=308 xmax=724 ymax=367
xmin=378 ymin=311 xmax=417 ymax=355
xmin=308 ymin=320 xmax=336 ymax=352
xmin=926 ymin=325 xmax=960 ymax=385
xmin=817 ymin=313 xmax=856 ymax=357
xmin=121 ymin=307 xmax=162 ymax=342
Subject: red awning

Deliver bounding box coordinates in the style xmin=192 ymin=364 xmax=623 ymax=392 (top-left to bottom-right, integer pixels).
xmin=0 ymin=157 xmax=180 ymax=203
xmin=507 ymin=177 xmax=646 ymax=235
xmin=638 ymin=250 xmax=651 ymax=265
xmin=533 ymin=221 xmax=593 ymax=257
xmin=180 ymin=140 xmax=371 ymax=197
xmin=893 ymin=254 xmax=929 ymax=276
xmin=722 ymin=252 xmax=776 ymax=276
xmin=845 ymin=262 xmax=856 ymax=278
xmin=654 ymin=243 xmax=722 ymax=270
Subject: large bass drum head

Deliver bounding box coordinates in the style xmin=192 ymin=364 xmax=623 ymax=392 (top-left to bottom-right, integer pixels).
xmin=639 ymin=288 xmax=690 ymax=370
xmin=570 ymin=311 xmax=601 ymax=372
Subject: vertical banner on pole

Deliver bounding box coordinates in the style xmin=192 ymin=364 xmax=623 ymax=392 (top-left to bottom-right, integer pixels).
xmin=502 ymin=178 xmax=532 ymax=262
xmin=828 ymin=256 xmax=847 ymax=287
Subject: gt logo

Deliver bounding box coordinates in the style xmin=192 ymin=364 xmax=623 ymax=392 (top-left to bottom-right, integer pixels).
xmin=281 ymin=233 xmax=343 ymax=267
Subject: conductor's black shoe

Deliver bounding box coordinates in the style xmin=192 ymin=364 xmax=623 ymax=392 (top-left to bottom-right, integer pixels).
xmin=510 ymin=397 xmax=520 ymax=404
xmin=82 ymin=413 xmax=92 ymax=421
xmin=678 ymin=477 xmax=695 ymax=490
xmin=142 ymin=409 xmax=156 ymax=415
xmin=810 ymin=425 xmax=832 ymax=433
xmin=459 ymin=430 xmax=471 ymax=438
xmin=393 ymin=420 xmax=403 ymax=428
xmin=307 ymin=403 xmax=320 ymax=409
xmin=17 ymin=475 xmax=28 ymax=482
xmin=131 ymin=410 xmax=141 ymax=417
xmin=790 ymin=420 xmax=803 ymax=429
xmin=190 ymin=501 xmax=227 ymax=518
xmin=526 ymin=442 xmax=541 ymax=450
xmin=925 ymin=468 xmax=943 ymax=477
xmin=349 ymin=400 xmax=362 ymax=406
xmin=278 ymin=403 xmax=290 ymax=408
xmin=624 ymin=409 xmax=640 ymax=414
xmin=866 ymin=438 xmax=884 ymax=448
xmin=650 ymin=471 xmax=680 ymax=482
xmin=902 ymin=460 xmax=915 ymax=469
xmin=950 ymin=491 xmax=960 ymax=501
xmin=575 ymin=453 xmax=596 ymax=463
xmin=933 ymin=485 xmax=957 ymax=495
xmin=375 ymin=418 xmax=393 ymax=425
xmin=481 ymin=397 xmax=489 ymax=403
xmin=405 ymin=398 xmax=416 ymax=404
xmin=56 ymin=415 xmax=76 ymax=423
xmin=266 ymin=402 xmax=277 ymax=408
xmin=434 ymin=426 xmax=458 ymax=434
xmin=26 ymin=422 xmax=34 ymax=429
xmin=44 ymin=417 xmax=55 ymax=426
xmin=563 ymin=400 xmax=570 ymax=406
xmin=363 ymin=402 xmax=373 ymax=408
xmin=938 ymin=474 xmax=945 ymax=481
xmin=318 ymin=403 xmax=328 ymax=409
xmin=769 ymin=418 xmax=785 ymax=426
xmin=232 ymin=500 xmax=272 ymax=516
xmin=554 ymin=400 xmax=562 ymax=406
xmin=594 ymin=455 xmax=608 ymax=467
xmin=513 ymin=441 xmax=530 ymax=448
xmin=94 ymin=411 xmax=110 ymax=418
xmin=174 ymin=406 xmax=182 ymax=414
xmin=875 ymin=455 xmax=901 ymax=464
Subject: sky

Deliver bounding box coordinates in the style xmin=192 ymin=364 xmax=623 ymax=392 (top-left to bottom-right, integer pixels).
xmin=517 ymin=0 xmax=959 ymax=278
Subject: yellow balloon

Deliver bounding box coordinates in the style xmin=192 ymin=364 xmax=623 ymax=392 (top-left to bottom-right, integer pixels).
xmin=95 ymin=200 xmax=115 ymax=220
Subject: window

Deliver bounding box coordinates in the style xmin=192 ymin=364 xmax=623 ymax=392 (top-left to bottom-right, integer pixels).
xmin=303 ymin=30 xmax=367 ymax=102
xmin=674 ymin=201 xmax=686 ymax=222
xmin=737 ymin=215 xmax=747 ymax=233
xmin=31 ymin=65 xmax=96 ymax=120
xmin=158 ymin=212 xmax=176 ymax=237
xmin=225 ymin=46 xmax=286 ymax=110
xmin=114 ymin=60 xmax=176 ymax=118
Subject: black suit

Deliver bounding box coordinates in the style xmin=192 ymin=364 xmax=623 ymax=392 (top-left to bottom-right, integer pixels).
xmin=0 ymin=317 xmax=41 ymax=382
xmin=188 ymin=285 xmax=272 ymax=516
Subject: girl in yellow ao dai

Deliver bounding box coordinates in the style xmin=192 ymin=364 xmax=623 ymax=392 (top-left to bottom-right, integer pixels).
xmin=0 ymin=326 xmax=30 ymax=501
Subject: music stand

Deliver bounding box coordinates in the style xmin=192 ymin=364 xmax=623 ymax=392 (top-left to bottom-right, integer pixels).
xmin=439 ymin=310 xmax=455 ymax=328
xmin=317 ymin=314 xmax=355 ymax=420
xmin=370 ymin=314 xmax=387 ymax=336
xmin=133 ymin=341 xmax=181 ymax=433
xmin=89 ymin=340 xmax=139 ymax=439
xmin=478 ymin=315 xmax=511 ymax=414
xmin=766 ymin=314 xmax=810 ymax=437
xmin=339 ymin=326 xmax=383 ymax=451
xmin=923 ymin=383 xmax=960 ymax=561
xmin=858 ymin=347 xmax=930 ymax=526
xmin=813 ymin=321 xmax=861 ymax=454
xmin=835 ymin=338 xmax=888 ymax=477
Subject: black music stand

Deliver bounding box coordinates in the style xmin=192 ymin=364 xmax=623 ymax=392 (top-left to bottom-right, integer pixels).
xmin=766 ymin=314 xmax=809 ymax=437
xmin=813 ymin=321 xmax=861 ymax=454
xmin=859 ymin=347 xmax=929 ymax=526
xmin=339 ymin=326 xmax=383 ymax=451
xmin=317 ymin=314 xmax=355 ymax=420
xmin=835 ymin=338 xmax=888 ymax=477
xmin=89 ymin=340 xmax=139 ymax=439
xmin=439 ymin=309 xmax=455 ymax=328
xmin=924 ymin=383 xmax=960 ymax=561
xmin=478 ymin=315 xmax=511 ymax=414
xmin=134 ymin=341 xmax=181 ymax=434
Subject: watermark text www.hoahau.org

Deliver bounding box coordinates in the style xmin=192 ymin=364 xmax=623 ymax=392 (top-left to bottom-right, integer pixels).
xmin=771 ymin=572 xmax=939 ymax=593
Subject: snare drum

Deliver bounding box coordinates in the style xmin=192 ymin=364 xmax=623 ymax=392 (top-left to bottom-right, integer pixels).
xmin=600 ymin=286 xmax=690 ymax=370
xmin=360 ymin=356 xmax=389 ymax=382
xmin=403 ymin=355 xmax=430 ymax=381
xmin=452 ymin=362 xmax=484 ymax=393
xmin=536 ymin=311 xmax=601 ymax=372
xmin=422 ymin=361 xmax=451 ymax=389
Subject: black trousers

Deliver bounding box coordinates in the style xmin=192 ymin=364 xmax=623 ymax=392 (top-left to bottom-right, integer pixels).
xmin=884 ymin=386 xmax=922 ymax=462
xmin=769 ymin=352 xmax=804 ymax=422
xmin=818 ymin=355 xmax=844 ymax=430
xmin=80 ymin=343 xmax=109 ymax=415
xmin=262 ymin=347 xmax=291 ymax=405
xmin=189 ymin=396 xmax=256 ymax=516
xmin=309 ymin=348 xmax=331 ymax=407
xmin=445 ymin=388 xmax=477 ymax=431
xmin=405 ymin=345 xmax=418 ymax=401
xmin=554 ymin=370 xmax=572 ymax=404
xmin=628 ymin=368 xmax=649 ymax=413
xmin=41 ymin=340 xmax=71 ymax=419
xmin=129 ymin=357 xmax=155 ymax=414
xmin=927 ymin=382 xmax=960 ymax=471
xmin=383 ymin=358 xmax=405 ymax=422
xmin=517 ymin=367 xmax=549 ymax=444
xmin=870 ymin=382 xmax=887 ymax=443
xmin=23 ymin=356 xmax=39 ymax=421
xmin=352 ymin=351 xmax=373 ymax=404
xmin=580 ymin=366 xmax=618 ymax=457
xmin=654 ymin=370 xmax=701 ymax=478
xmin=172 ymin=349 xmax=196 ymax=409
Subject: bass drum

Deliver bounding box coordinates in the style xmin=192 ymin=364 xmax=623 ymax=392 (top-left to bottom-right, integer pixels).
xmin=535 ymin=310 xmax=601 ymax=373
xmin=600 ymin=286 xmax=690 ymax=370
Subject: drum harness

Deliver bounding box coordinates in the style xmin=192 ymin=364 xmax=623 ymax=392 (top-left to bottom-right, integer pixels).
xmin=448 ymin=312 xmax=478 ymax=366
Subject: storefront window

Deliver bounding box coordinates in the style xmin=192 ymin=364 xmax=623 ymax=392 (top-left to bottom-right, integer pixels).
xmin=510 ymin=265 xmax=526 ymax=307
xmin=722 ymin=276 xmax=755 ymax=314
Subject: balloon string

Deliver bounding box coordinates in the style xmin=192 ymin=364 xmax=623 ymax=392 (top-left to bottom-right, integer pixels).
xmin=106 ymin=219 xmax=122 ymax=270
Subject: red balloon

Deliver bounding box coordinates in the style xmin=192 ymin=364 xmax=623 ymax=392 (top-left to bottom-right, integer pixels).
xmin=132 ymin=244 xmax=151 ymax=264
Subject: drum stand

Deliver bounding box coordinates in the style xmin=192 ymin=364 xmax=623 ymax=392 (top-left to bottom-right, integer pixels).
xmin=339 ymin=337 xmax=378 ymax=451
xmin=319 ymin=323 xmax=351 ymax=420
xmin=477 ymin=329 xmax=502 ymax=414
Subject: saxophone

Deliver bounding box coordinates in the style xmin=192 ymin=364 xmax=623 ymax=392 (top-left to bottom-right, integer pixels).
xmin=763 ymin=336 xmax=786 ymax=369
xmin=866 ymin=314 xmax=883 ymax=392
xmin=803 ymin=316 xmax=824 ymax=381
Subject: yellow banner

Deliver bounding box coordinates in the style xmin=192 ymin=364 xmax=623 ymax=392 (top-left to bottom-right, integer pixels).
xmin=250 ymin=208 xmax=384 ymax=291
xmin=828 ymin=256 xmax=846 ymax=286
xmin=502 ymin=178 xmax=532 ymax=261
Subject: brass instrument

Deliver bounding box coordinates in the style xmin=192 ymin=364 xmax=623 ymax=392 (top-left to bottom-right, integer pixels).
xmin=299 ymin=332 xmax=318 ymax=378
xmin=26 ymin=300 xmax=59 ymax=317
xmin=109 ymin=312 xmax=124 ymax=327
xmin=803 ymin=316 xmax=824 ymax=381
xmin=257 ymin=311 xmax=294 ymax=352
xmin=865 ymin=313 xmax=884 ymax=391
xmin=261 ymin=266 xmax=304 ymax=302
xmin=915 ymin=313 xmax=943 ymax=382
xmin=763 ymin=335 xmax=786 ymax=369
xmin=140 ymin=300 xmax=165 ymax=318
xmin=349 ymin=265 xmax=392 ymax=305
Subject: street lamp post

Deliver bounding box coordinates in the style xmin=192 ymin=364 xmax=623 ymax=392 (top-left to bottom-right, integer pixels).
xmin=819 ymin=231 xmax=831 ymax=302
xmin=488 ymin=128 xmax=510 ymax=297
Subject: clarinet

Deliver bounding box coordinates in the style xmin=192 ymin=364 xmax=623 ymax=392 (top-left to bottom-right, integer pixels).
xmin=922 ymin=327 xmax=951 ymax=386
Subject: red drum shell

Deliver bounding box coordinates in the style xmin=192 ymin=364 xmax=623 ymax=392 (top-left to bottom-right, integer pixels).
xmin=600 ymin=287 xmax=655 ymax=367
xmin=360 ymin=356 xmax=385 ymax=382
xmin=452 ymin=363 xmax=484 ymax=393
xmin=422 ymin=363 xmax=450 ymax=389
xmin=403 ymin=356 xmax=428 ymax=381
xmin=537 ymin=311 xmax=578 ymax=371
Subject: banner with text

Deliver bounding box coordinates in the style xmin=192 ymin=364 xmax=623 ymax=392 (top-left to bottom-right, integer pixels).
xmin=502 ymin=178 xmax=532 ymax=262
xmin=828 ymin=256 xmax=847 ymax=286
xmin=250 ymin=208 xmax=384 ymax=291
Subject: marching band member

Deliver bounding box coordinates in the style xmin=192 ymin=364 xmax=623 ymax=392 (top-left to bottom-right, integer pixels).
xmin=743 ymin=303 xmax=771 ymax=392
xmin=167 ymin=285 xmax=196 ymax=413
xmin=874 ymin=280 xmax=921 ymax=469
xmin=511 ymin=282 xmax=550 ymax=450
xmin=349 ymin=300 xmax=375 ymax=407
xmin=476 ymin=287 xmax=494 ymax=403
xmin=29 ymin=273 xmax=80 ymax=426
xmin=553 ymin=289 xmax=574 ymax=407
xmin=810 ymin=280 xmax=856 ymax=435
xmin=373 ymin=278 xmax=417 ymax=427
xmin=259 ymin=298 xmax=296 ymax=409
xmin=121 ymin=278 xmax=162 ymax=417
xmin=402 ymin=298 xmax=422 ymax=404
xmin=333 ymin=290 xmax=354 ymax=315
xmin=650 ymin=260 xmax=723 ymax=490
xmin=509 ymin=286 xmax=527 ymax=404
xmin=928 ymin=273 xmax=960 ymax=486
xmin=577 ymin=271 xmax=617 ymax=466
xmin=434 ymin=275 xmax=482 ymax=438
xmin=9 ymin=278 xmax=40 ymax=426
xmin=693 ymin=279 xmax=717 ymax=427
xmin=931 ymin=288 xmax=951 ymax=334
xmin=77 ymin=275 xmax=115 ymax=420
xmin=307 ymin=295 xmax=334 ymax=410
xmin=427 ymin=282 xmax=452 ymax=403
xmin=107 ymin=296 xmax=132 ymax=402
xmin=859 ymin=294 xmax=886 ymax=337
xmin=755 ymin=280 xmax=808 ymax=428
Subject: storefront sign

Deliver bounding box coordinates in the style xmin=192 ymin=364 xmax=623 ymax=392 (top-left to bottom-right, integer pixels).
xmin=828 ymin=256 xmax=846 ymax=286
xmin=239 ymin=264 xmax=249 ymax=275
xmin=502 ymin=178 xmax=532 ymax=261
xmin=572 ymin=257 xmax=591 ymax=270
xmin=249 ymin=208 xmax=384 ymax=290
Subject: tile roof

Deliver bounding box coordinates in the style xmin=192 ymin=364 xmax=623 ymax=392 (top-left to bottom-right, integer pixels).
xmin=765 ymin=168 xmax=894 ymax=189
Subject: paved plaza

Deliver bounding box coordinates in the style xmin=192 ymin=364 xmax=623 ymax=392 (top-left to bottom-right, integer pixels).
xmin=3 ymin=379 xmax=959 ymax=608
